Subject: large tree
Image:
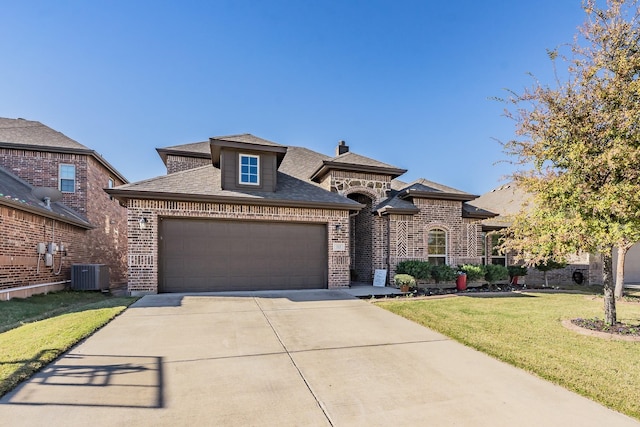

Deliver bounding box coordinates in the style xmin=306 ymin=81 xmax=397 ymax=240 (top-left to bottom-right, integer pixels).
xmin=501 ymin=0 xmax=640 ymax=325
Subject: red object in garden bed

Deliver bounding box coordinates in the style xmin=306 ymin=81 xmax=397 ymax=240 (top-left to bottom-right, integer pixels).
xmin=456 ymin=273 xmax=467 ymax=291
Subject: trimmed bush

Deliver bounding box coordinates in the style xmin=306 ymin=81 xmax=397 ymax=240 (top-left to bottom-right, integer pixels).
xmin=431 ymin=264 xmax=457 ymax=283
xmin=394 ymin=274 xmax=416 ymax=288
xmin=396 ymin=260 xmax=431 ymax=281
xmin=458 ymin=264 xmax=485 ymax=282
xmin=484 ymin=264 xmax=509 ymax=284
xmin=507 ymin=265 xmax=528 ymax=278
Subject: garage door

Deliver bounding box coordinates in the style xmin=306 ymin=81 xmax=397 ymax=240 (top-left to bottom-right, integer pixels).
xmin=158 ymin=218 xmax=328 ymax=292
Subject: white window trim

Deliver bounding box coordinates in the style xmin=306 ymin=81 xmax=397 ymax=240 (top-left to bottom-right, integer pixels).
xmin=238 ymin=153 xmax=260 ymax=186
xmin=427 ymin=228 xmax=448 ymax=265
xmin=58 ymin=164 xmax=76 ymax=193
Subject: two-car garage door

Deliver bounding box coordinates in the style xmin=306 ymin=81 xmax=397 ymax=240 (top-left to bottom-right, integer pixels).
xmin=158 ymin=218 xmax=328 ymax=292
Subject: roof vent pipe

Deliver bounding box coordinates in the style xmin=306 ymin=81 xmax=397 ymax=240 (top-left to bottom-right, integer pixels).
xmin=336 ymin=140 xmax=349 ymax=156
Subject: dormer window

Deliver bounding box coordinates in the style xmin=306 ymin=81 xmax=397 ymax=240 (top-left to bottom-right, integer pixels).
xmin=239 ymin=154 xmax=259 ymax=185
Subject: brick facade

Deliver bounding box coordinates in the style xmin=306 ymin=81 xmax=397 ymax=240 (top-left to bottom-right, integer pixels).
xmin=0 ymin=205 xmax=88 ymax=293
xmin=166 ymin=154 xmax=210 ymax=174
xmin=129 ymin=144 xmax=491 ymax=291
xmin=126 ymin=199 xmax=351 ymax=294
xmin=0 ymin=148 xmax=128 ymax=287
xmin=387 ymin=200 xmax=483 ymax=281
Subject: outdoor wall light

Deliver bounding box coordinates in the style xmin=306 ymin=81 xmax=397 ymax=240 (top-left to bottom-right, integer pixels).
xmin=139 ymin=217 xmax=149 ymax=230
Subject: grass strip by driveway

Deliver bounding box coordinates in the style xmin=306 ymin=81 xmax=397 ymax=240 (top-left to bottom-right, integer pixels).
xmin=0 ymin=293 xmax=137 ymax=397
xmin=377 ymin=292 xmax=640 ymax=420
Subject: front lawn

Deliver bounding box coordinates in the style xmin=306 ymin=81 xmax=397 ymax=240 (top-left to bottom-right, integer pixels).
xmin=0 ymin=291 xmax=137 ymax=397
xmin=377 ymin=292 xmax=640 ymax=420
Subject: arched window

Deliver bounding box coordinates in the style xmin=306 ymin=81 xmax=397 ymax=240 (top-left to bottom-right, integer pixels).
xmin=427 ymin=228 xmax=447 ymax=265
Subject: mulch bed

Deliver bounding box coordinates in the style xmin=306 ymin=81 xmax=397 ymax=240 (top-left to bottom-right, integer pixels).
xmin=563 ymin=319 xmax=640 ymax=342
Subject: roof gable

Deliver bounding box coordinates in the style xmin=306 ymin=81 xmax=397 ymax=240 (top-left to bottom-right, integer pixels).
xmin=466 ymin=182 xmax=531 ymax=228
xmin=309 ymin=151 xmax=407 ymax=182
xmin=210 ymin=134 xmax=287 ymax=168
xmin=0 ymin=117 xmax=128 ymax=184
xmin=397 ymin=178 xmax=478 ymax=202
xmin=0 ymin=118 xmax=89 ymax=151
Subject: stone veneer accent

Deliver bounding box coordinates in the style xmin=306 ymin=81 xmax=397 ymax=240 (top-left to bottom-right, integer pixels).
xmin=127 ymin=199 xmax=351 ymax=294
xmin=331 ymin=170 xmax=392 ymax=199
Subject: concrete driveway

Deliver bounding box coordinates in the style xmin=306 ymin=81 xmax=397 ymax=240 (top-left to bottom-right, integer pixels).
xmin=1 ymin=290 xmax=638 ymax=426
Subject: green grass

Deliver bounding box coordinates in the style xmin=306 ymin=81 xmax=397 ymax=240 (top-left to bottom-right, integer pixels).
xmin=377 ymin=292 xmax=640 ymax=420
xmin=0 ymin=291 xmax=137 ymax=397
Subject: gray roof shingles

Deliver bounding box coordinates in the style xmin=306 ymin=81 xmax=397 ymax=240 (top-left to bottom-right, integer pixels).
xmin=466 ymin=182 xmax=530 ymax=227
xmin=0 ymin=117 xmax=128 ymax=184
xmin=143 ymin=135 xmax=486 ymax=212
xmin=112 ymin=165 xmax=361 ymax=207
xmin=0 ymin=118 xmax=89 ymax=151
xmin=211 ymin=133 xmax=284 ymax=148
xmin=401 ymin=178 xmax=472 ymax=196
xmin=0 ymin=165 xmax=91 ymax=228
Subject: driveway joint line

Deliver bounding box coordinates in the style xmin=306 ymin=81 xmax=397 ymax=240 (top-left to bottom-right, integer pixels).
xmin=253 ymin=297 xmax=334 ymax=427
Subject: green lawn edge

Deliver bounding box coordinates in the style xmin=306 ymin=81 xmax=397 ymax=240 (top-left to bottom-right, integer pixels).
xmin=0 ymin=296 xmax=138 ymax=397
xmin=376 ymin=293 xmax=640 ymax=420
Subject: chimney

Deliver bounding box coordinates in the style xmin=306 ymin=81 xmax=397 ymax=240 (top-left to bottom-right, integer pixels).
xmin=336 ymin=140 xmax=349 ymax=156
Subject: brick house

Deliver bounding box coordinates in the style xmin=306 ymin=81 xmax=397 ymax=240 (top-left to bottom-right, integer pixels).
xmin=108 ymin=134 xmax=496 ymax=295
xmin=0 ymin=118 xmax=128 ymax=299
xmin=467 ymin=182 xmax=604 ymax=286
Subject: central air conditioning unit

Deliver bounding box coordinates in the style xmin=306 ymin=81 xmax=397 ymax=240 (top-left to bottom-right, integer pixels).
xmin=71 ymin=264 xmax=110 ymax=291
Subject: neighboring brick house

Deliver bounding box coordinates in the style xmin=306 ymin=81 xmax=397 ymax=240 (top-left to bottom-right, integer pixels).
xmin=467 ymin=182 xmax=603 ymax=286
xmin=108 ymin=135 xmax=496 ymax=295
xmin=0 ymin=118 xmax=128 ymax=298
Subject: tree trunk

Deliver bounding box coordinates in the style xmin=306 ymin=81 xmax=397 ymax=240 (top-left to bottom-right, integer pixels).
xmin=602 ymin=248 xmax=617 ymax=326
xmin=544 ymin=270 xmax=549 ymax=288
xmin=614 ymin=244 xmax=631 ymax=299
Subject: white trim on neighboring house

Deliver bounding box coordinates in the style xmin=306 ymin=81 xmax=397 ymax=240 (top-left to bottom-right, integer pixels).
xmin=238 ymin=153 xmax=260 ymax=186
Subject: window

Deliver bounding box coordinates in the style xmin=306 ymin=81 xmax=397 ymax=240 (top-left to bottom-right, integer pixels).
xmin=489 ymin=233 xmax=506 ymax=266
xmin=427 ymin=228 xmax=447 ymax=265
xmin=239 ymin=154 xmax=259 ymax=185
xmin=108 ymin=178 xmax=114 ymax=188
xmin=59 ymin=164 xmax=76 ymax=193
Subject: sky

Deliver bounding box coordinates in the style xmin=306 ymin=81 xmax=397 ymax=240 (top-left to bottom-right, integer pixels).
xmin=0 ymin=0 xmax=588 ymax=194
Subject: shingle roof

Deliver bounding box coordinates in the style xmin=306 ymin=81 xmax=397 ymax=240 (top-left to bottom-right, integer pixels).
xmin=162 ymin=140 xmax=210 ymax=154
xmin=466 ymin=182 xmax=531 ymax=228
xmin=330 ymin=152 xmax=401 ymax=170
xmin=396 ymin=178 xmax=477 ymax=201
xmin=374 ymin=191 xmax=420 ymax=215
xmin=211 ymin=134 xmax=284 ymax=147
xmin=0 ymin=165 xmax=92 ymax=228
xmin=309 ymin=151 xmax=407 ymax=182
xmin=0 ymin=117 xmax=128 ymax=184
xmin=278 ymin=146 xmax=330 ymax=182
xmin=108 ymin=165 xmax=363 ymax=210
xmin=0 ymin=118 xmax=88 ymax=150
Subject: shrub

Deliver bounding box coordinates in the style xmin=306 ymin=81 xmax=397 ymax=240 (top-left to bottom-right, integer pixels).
xmin=458 ymin=264 xmax=485 ymax=282
xmin=431 ymin=264 xmax=457 ymax=283
xmin=396 ymin=260 xmax=431 ymax=280
xmin=484 ymin=264 xmax=509 ymax=284
xmin=394 ymin=274 xmax=416 ymax=288
xmin=507 ymin=265 xmax=528 ymax=277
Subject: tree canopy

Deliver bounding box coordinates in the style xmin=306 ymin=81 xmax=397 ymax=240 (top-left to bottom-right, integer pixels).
xmin=500 ymin=0 xmax=640 ymax=324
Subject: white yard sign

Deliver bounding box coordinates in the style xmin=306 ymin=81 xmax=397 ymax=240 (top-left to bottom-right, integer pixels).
xmin=373 ymin=269 xmax=387 ymax=287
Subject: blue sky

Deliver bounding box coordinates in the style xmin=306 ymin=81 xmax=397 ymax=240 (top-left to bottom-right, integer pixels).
xmin=1 ymin=1 xmax=586 ymax=194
